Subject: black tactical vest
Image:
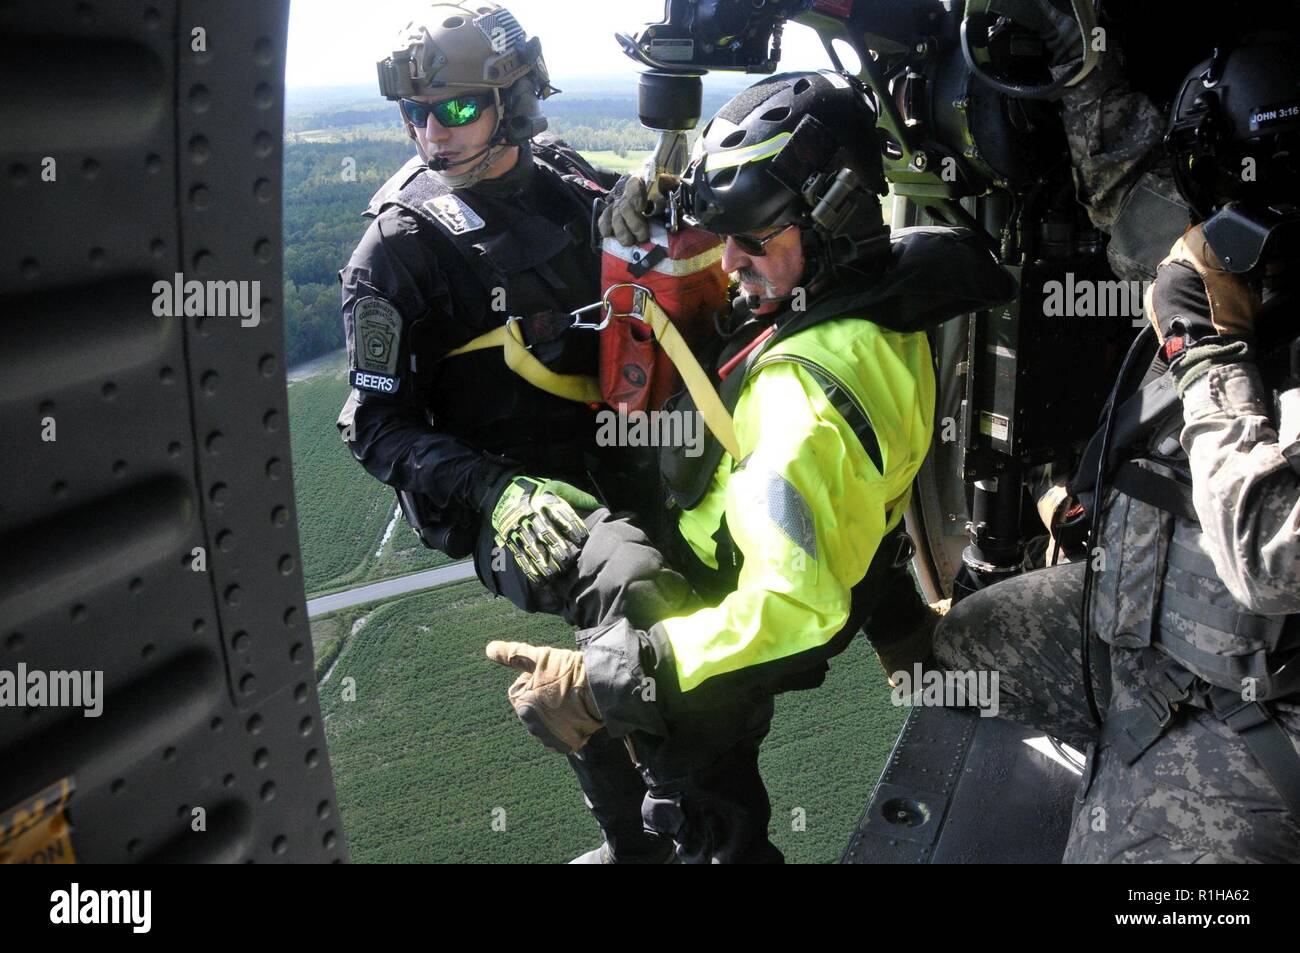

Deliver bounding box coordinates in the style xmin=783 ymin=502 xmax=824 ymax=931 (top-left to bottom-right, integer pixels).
xmin=1088 ymin=335 xmax=1300 ymax=702
xmin=370 ymin=140 xmax=609 ymax=484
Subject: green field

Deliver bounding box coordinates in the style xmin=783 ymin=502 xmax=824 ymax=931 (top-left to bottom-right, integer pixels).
xmin=580 ymin=150 xmax=652 ymax=175
xmin=317 ymin=581 xmax=906 ymax=864
xmin=288 ymin=353 xmax=451 ymax=596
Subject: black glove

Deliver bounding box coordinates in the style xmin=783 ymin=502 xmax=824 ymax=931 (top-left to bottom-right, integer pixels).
xmin=992 ymin=0 xmax=1083 ymax=66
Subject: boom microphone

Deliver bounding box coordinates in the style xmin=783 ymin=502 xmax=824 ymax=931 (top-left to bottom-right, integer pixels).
xmin=427 ymin=141 xmax=496 ymax=172
xmin=736 ymin=291 xmax=797 ymax=314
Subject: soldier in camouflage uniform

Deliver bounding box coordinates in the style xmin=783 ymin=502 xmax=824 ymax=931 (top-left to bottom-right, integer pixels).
xmin=935 ymin=35 xmax=1300 ymax=863
xmin=936 ymin=558 xmax=1300 ymax=862
xmin=1003 ymin=4 xmax=1192 ymax=539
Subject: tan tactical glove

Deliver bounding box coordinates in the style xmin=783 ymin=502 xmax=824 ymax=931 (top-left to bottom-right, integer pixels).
xmin=1146 ymin=223 xmax=1261 ymax=346
xmin=597 ymin=175 xmax=651 ymax=246
xmin=486 ymin=641 xmax=603 ymax=754
xmin=596 ymin=174 xmax=682 ymax=246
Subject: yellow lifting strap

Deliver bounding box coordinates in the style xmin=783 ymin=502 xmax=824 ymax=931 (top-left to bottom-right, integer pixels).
xmin=636 ymin=295 xmax=742 ymax=461
xmin=442 ymin=295 xmax=742 ymax=462
xmin=442 ymin=319 xmax=603 ymax=405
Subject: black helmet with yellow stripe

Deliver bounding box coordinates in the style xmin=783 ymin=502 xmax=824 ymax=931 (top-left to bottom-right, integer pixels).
xmin=681 ymin=70 xmax=889 ymax=268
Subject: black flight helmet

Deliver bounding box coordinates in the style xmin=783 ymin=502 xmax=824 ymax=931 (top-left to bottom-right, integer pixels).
xmin=681 ymin=70 xmax=889 ymax=271
xmin=1167 ymin=33 xmax=1300 ymax=221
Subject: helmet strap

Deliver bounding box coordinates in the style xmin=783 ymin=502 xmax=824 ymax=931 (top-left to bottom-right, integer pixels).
xmin=798 ymin=214 xmax=890 ymax=293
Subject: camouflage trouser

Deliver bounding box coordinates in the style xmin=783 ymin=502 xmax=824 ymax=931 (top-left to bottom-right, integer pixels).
xmin=934 ymin=561 xmax=1300 ymax=863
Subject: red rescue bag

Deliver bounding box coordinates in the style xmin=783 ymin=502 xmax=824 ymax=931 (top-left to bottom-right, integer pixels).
xmin=600 ymin=224 xmax=728 ymax=413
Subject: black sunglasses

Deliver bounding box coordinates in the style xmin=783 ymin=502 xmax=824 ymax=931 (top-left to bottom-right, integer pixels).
xmin=400 ymin=93 xmax=490 ymax=129
xmin=726 ymin=223 xmax=793 ymax=257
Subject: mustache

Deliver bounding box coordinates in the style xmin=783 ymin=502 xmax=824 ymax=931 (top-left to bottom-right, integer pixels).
xmin=735 ymin=267 xmax=773 ymax=289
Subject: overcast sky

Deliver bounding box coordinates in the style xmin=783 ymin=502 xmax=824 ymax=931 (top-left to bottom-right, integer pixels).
xmin=286 ymin=0 xmax=836 ymax=88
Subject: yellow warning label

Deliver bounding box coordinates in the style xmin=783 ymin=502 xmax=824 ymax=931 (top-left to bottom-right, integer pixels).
xmin=0 ymin=777 xmax=77 ymax=864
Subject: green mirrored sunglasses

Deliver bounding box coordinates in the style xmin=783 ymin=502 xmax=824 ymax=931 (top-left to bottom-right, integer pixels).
xmin=400 ymin=94 xmax=489 ymax=129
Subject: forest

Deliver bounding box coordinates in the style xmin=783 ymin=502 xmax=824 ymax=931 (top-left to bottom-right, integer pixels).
xmin=282 ymin=137 xmax=412 ymax=367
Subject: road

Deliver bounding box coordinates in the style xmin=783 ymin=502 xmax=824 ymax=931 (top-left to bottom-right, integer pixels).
xmin=306 ymin=560 xmax=477 ymax=618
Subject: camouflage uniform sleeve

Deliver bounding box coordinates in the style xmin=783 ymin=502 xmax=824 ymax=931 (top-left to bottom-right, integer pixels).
xmin=1052 ymin=48 xmax=1190 ymax=282
xmin=1179 ymin=361 xmax=1300 ymax=614
xmin=1055 ymin=49 xmax=1166 ymax=233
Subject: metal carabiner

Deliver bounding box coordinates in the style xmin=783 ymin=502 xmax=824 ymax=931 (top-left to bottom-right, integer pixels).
xmin=568 ymin=300 xmax=608 ymax=332
xmin=601 ymin=282 xmax=655 ymax=324
xmin=504 ymin=314 xmax=533 ymax=350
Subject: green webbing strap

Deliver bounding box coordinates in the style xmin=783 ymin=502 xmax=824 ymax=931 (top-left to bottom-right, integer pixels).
xmin=1209 ymin=687 xmax=1300 ymax=817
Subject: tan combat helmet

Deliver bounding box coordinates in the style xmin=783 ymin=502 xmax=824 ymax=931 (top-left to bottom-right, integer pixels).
xmin=379 ymin=2 xmax=553 ymax=97
xmin=378 ymin=3 xmax=557 ymax=183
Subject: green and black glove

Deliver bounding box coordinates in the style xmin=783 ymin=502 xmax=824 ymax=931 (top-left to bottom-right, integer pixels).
xmin=489 ymin=475 xmax=600 ymax=584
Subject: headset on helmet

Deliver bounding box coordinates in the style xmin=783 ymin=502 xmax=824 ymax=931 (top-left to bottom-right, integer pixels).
xmin=1166 ymin=32 xmax=1300 ymax=272
xmin=679 ymin=70 xmax=890 ymax=280
xmin=378 ymin=2 xmax=556 ymax=181
xmin=1167 ymin=33 xmax=1300 ymax=221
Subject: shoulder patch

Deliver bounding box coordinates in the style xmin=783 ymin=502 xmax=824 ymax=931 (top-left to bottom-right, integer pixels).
xmin=422 ymin=194 xmax=486 ymax=235
xmin=353 ymin=297 xmax=402 ymax=378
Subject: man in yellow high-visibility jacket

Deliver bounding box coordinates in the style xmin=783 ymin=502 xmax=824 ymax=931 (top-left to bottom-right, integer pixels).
xmin=488 ymin=70 xmax=1015 ymax=862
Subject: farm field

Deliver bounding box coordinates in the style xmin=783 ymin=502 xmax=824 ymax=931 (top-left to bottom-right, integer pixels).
xmin=316 ymin=580 xmax=907 ymax=864
xmin=288 ymin=352 xmax=451 ymax=597
xmin=580 ymin=149 xmax=652 ymax=175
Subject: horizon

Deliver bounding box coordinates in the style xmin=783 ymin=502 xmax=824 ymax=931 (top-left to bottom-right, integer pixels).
xmin=285 ymin=73 xmax=754 ymax=92
xmin=286 ymin=0 xmax=834 ymax=88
